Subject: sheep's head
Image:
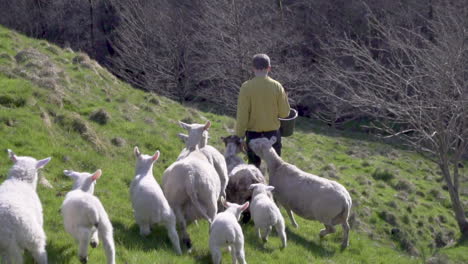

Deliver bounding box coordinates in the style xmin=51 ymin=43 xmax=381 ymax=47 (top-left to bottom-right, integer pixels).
xmin=178 ymin=130 xmax=209 ymax=148
xmin=222 ymin=135 xmax=244 ymax=156
xmin=249 ymin=183 xmax=275 ymax=197
xmin=178 ymin=121 xmax=211 ymax=150
xmin=222 ymin=198 xmax=249 ymax=221
xmin=63 ymin=169 xmax=102 ymax=194
xmin=248 ymin=137 xmax=276 ymax=158
xmin=7 ymin=149 xmax=51 ymax=189
xmin=134 ymin=146 xmax=160 ymax=173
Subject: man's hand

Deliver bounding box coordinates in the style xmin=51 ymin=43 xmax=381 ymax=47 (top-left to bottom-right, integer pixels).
xmin=240 ymin=138 xmax=248 ymax=153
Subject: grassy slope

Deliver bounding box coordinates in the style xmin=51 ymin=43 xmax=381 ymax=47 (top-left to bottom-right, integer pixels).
xmin=0 ymin=26 xmax=467 ymax=264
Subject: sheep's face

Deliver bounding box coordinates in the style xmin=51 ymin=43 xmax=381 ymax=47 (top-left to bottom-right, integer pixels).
xmin=222 ymin=200 xmax=250 ymax=221
xmin=249 ymin=183 xmax=275 ymax=197
xmin=179 ymin=121 xmax=211 ymax=150
xmin=248 ymin=137 xmax=276 ymax=158
xmin=7 ymin=149 xmax=51 ymax=188
xmin=222 ymin=135 xmax=243 ymax=156
xmin=63 ymin=169 xmax=102 ymax=194
xmin=134 ymin=147 xmax=159 ymax=172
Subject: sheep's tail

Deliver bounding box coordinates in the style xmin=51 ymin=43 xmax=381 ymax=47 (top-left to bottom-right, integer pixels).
xmin=97 ymin=208 xmax=116 ymax=264
xmin=185 ymin=170 xmax=213 ymax=224
xmin=332 ymin=194 xmax=352 ymax=225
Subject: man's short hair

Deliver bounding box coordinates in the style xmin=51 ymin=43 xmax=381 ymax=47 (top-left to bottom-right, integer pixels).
xmin=252 ymin=54 xmax=270 ymax=70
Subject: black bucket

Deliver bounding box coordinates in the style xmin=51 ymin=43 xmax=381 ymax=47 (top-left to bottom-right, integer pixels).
xmin=279 ymin=109 xmax=298 ymax=137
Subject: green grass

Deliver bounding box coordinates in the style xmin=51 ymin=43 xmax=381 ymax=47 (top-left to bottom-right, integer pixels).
xmin=0 ymin=25 xmax=467 ymax=263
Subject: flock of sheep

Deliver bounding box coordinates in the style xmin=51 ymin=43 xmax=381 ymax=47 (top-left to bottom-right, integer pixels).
xmin=0 ymin=120 xmax=352 ymax=264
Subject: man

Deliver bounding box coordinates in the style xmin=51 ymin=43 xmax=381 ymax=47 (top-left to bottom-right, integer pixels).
xmin=235 ymin=53 xmax=290 ymax=168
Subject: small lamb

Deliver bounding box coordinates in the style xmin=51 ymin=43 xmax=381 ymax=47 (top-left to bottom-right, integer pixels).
xmin=130 ymin=147 xmax=181 ymax=255
xmin=0 ymin=150 xmax=51 ymax=264
xmin=249 ymin=183 xmax=286 ymax=249
xmin=209 ymin=200 xmax=249 ymax=264
xmin=61 ymin=169 xmax=115 ymax=264
xmin=249 ymin=137 xmax=352 ymax=249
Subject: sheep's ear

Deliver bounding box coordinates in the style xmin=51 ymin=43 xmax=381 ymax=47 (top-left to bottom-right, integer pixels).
xmin=178 ymin=121 xmax=191 ymax=130
xmin=36 ymin=157 xmax=51 ymax=169
xmin=152 ymin=150 xmax=160 ymax=161
xmin=91 ymin=169 xmax=102 ymax=181
xmin=7 ymin=149 xmax=17 ymax=163
xmin=177 ymin=133 xmax=189 ymax=143
xmin=63 ymin=170 xmax=75 ymax=178
xmin=134 ymin=146 xmax=141 ymax=157
xmin=239 ymin=202 xmax=249 ymax=212
xmin=269 ymin=136 xmax=277 ymax=145
xmin=266 ymin=186 xmax=275 ymax=192
xmin=249 ymin=184 xmax=258 ymax=190
xmin=204 ymin=121 xmax=211 ymax=131
xmin=221 ymin=197 xmax=230 ymax=208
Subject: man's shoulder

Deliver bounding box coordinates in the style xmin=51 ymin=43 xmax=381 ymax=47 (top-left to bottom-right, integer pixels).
xmin=266 ymin=76 xmax=282 ymax=86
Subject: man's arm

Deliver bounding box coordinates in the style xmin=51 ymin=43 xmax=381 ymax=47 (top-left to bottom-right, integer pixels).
xmin=235 ymin=85 xmax=250 ymax=137
xmin=278 ymin=84 xmax=291 ymax=118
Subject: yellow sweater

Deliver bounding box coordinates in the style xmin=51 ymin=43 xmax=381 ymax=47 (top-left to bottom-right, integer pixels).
xmin=235 ymin=76 xmax=290 ymax=137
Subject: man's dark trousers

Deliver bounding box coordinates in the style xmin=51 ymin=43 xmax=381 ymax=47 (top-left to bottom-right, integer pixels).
xmin=245 ymin=130 xmax=281 ymax=168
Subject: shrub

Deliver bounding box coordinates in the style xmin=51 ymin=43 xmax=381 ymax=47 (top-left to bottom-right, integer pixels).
xmin=372 ymin=168 xmax=395 ymax=182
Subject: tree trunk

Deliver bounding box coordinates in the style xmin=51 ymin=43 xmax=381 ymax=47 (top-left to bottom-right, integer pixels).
xmin=441 ymin=163 xmax=468 ymax=239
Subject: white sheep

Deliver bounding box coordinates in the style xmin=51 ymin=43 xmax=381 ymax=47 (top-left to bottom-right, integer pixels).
xmin=248 ymin=137 xmax=352 ymax=249
xmin=249 ymin=183 xmax=286 ymax=249
xmin=209 ymin=200 xmax=249 ymax=264
xmin=61 ymin=169 xmax=115 ymax=264
xmin=177 ymin=121 xmax=228 ymax=199
xmin=130 ymin=147 xmax=181 ymax=255
xmin=162 ymin=147 xmax=221 ymax=251
xmin=222 ymin=135 xmax=266 ymax=223
xmin=0 ymin=150 xmax=51 ymax=264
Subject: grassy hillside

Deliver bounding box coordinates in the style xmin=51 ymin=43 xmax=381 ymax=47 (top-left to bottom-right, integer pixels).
xmin=0 ymin=25 xmax=467 ymax=264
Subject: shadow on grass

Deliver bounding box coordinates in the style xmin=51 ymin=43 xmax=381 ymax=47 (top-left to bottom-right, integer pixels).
xmin=112 ymin=220 xmax=177 ymax=253
xmin=47 ymin=241 xmax=75 ymax=263
xmin=286 ymin=226 xmax=336 ymax=258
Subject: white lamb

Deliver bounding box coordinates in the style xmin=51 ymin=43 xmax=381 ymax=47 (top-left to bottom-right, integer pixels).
xmin=249 ymin=137 xmax=352 ymax=249
xmin=249 ymin=183 xmax=286 ymax=248
xmin=130 ymin=147 xmax=181 ymax=255
xmin=177 ymin=121 xmax=228 ymax=199
xmin=61 ymin=169 xmax=115 ymax=264
xmin=0 ymin=150 xmax=51 ymax=264
xmin=222 ymin=135 xmax=266 ymax=223
xmin=163 ymin=138 xmax=221 ymax=251
xmin=209 ymin=200 xmax=249 ymax=264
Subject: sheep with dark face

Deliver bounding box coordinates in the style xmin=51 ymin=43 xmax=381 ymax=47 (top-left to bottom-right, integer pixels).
xmin=222 ymin=135 xmax=265 ymax=223
xmin=249 ymin=137 xmax=352 ymax=249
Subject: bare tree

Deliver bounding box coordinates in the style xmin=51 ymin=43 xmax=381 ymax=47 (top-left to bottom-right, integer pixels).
xmin=318 ymin=1 xmax=468 ymax=237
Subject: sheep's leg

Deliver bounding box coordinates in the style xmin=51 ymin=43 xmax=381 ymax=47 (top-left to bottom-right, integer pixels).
xmin=341 ymin=221 xmax=350 ymax=250
xmin=261 ymin=226 xmax=272 ymax=243
xmin=90 ymin=229 xmax=99 ymax=248
xmin=138 ymin=222 xmax=151 ymax=237
xmin=256 ymin=227 xmax=262 ymax=240
xmin=275 ymin=219 xmax=287 ymax=249
xmin=6 ymin=244 xmax=23 ymax=264
xmin=228 ymin=246 xmax=237 ymax=264
xmin=285 ymin=208 xmax=299 ymax=228
xmin=174 ymin=207 xmax=192 ymax=252
xmin=78 ymin=227 xmax=92 ymax=263
xmin=30 ymin=243 xmax=48 ymax=264
xmin=319 ymin=224 xmax=336 ymax=238
xmin=210 ymin=245 xmax=222 ymax=264
xmin=164 ymin=220 xmax=182 ymax=255
xmin=234 ymin=240 xmax=247 ymax=264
